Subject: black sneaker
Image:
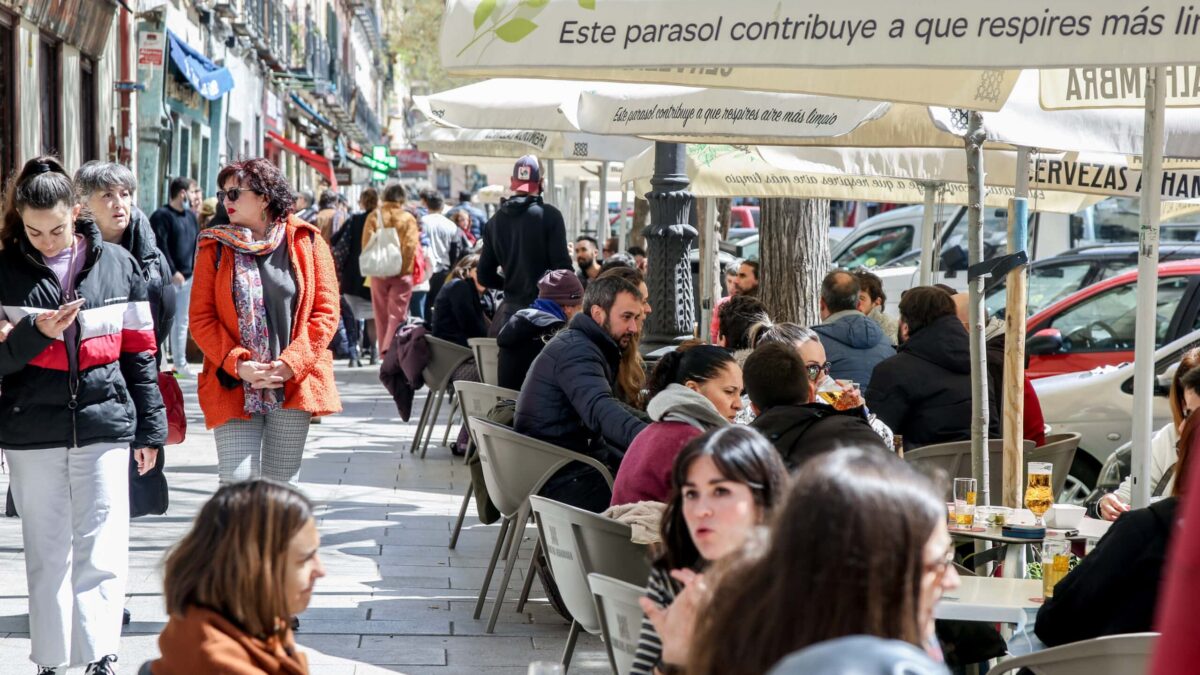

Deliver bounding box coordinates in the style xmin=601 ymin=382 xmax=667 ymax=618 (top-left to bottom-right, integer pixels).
xmin=85 ymin=655 xmax=117 ymax=675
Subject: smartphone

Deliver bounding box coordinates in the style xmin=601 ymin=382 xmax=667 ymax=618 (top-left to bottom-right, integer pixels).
xmin=58 ymin=298 xmax=86 ymax=312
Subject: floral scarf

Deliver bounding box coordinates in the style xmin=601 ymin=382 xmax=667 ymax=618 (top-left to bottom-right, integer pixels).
xmin=199 ymin=221 xmax=288 ymax=414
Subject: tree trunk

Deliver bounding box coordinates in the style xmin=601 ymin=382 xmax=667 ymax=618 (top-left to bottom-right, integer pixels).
xmin=717 ymin=198 xmax=732 ymax=240
xmin=759 ymin=198 xmax=830 ymax=326
xmin=630 ymin=197 xmax=650 ymax=249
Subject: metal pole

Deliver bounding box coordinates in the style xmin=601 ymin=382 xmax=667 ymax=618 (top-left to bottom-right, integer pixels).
xmin=599 ymin=161 xmax=609 ymax=245
xmin=965 ymin=111 xmax=991 ymax=507
xmin=618 ymin=180 xmax=630 ymax=252
xmin=644 ymin=141 xmax=697 ymax=346
xmin=578 ymin=179 xmax=587 ymax=239
xmin=544 ymin=159 xmax=556 ymax=206
xmin=700 ymin=197 xmax=718 ymax=343
xmin=919 ymin=182 xmax=938 ymax=286
xmin=1002 ymin=147 xmax=1031 ymax=510
xmin=1131 ymin=67 xmax=1168 ymax=509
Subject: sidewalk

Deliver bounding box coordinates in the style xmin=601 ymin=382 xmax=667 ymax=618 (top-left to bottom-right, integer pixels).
xmin=0 ymin=365 xmax=611 ymax=674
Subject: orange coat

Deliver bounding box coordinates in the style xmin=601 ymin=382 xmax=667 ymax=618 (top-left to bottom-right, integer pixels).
xmin=361 ymin=201 xmax=419 ymax=277
xmin=190 ymin=215 xmax=342 ymax=429
xmin=152 ymin=606 xmax=308 ymax=675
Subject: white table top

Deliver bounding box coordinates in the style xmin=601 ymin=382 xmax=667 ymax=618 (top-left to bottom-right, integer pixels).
xmin=949 ymin=509 xmax=1112 ymax=544
xmin=935 ymin=576 xmax=1044 ymax=627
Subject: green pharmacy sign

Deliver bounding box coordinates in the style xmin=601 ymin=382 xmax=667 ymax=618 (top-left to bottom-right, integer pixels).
xmin=362 ymin=146 xmax=398 ymax=181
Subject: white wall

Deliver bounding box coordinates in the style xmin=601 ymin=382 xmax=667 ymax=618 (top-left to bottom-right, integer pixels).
xmin=223 ymin=52 xmax=264 ymax=160
xmin=60 ymin=44 xmax=81 ymax=169
xmin=17 ymin=19 xmax=39 ymax=163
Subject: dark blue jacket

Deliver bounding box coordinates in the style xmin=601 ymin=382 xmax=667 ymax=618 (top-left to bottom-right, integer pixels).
xmin=514 ymin=312 xmax=646 ymax=457
xmin=813 ymin=310 xmax=895 ymax=389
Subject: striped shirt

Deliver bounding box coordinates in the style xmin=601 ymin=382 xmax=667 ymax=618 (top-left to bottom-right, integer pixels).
xmin=630 ymin=567 xmax=680 ymax=675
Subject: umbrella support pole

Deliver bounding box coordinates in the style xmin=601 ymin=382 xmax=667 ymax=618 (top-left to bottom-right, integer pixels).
xmin=618 ymin=181 xmax=630 ymax=252
xmin=599 ymin=161 xmax=609 ymax=242
xmin=918 ymin=182 xmax=940 ymax=286
xmin=700 ymin=197 xmax=718 ymax=343
xmin=965 ymin=111 xmax=992 ymax=507
xmin=1131 ymin=67 xmax=1168 ymax=509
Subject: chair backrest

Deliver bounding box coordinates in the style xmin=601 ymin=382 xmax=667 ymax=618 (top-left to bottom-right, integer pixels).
xmin=589 ymin=573 xmax=649 ymax=675
xmin=1029 ymin=432 xmax=1082 ymax=498
xmin=423 ymin=335 xmax=474 ymax=388
xmin=454 ymin=382 xmax=518 ymax=447
xmin=529 ymin=495 xmax=650 ymax=637
xmin=905 ymin=439 xmax=1036 ymax=504
xmin=471 ymin=418 xmax=615 ymax=518
xmin=986 ymin=632 xmax=1157 ymax=675
xmin=469 ymin=337 xmax=501 ymax=386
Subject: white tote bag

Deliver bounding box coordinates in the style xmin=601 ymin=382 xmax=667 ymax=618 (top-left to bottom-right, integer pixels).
xmin=359 ymin=210 xmax=404 ymax=278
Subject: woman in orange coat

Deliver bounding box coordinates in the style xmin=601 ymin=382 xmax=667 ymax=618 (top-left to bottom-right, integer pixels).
xmin=190 ymin=158 xmax=341 ymax=485
xmin=151 ymin=479 xmax=326 ymax=675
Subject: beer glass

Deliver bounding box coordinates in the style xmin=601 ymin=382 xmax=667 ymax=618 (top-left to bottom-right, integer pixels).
xmin=952 ymin=477 xmax=977 ymax=527
xmin=1025 ymin=462 xmax=1055 ymax=526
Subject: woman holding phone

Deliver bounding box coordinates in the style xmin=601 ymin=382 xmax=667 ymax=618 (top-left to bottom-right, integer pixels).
xmin=0 ymin=156 xmax=165 ymax=675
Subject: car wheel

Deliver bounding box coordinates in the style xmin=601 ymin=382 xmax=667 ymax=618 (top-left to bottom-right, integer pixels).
xmin=1061 ymin=454 xmax=1101 ymax=506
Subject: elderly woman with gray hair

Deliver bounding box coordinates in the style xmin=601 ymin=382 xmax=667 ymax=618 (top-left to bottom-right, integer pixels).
xmin=73 ymin=161 xmax=175 ymax=353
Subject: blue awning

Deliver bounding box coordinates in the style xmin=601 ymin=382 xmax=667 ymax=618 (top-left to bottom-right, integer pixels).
xmin=166 ymin=30 xmax=234 ymax=101
xmin=290 ymin=93 xmax=337 ymax=131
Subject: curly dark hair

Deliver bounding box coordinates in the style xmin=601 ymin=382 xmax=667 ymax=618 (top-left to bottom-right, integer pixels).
xmin=215 ymin=158 xmax=296 ymax=222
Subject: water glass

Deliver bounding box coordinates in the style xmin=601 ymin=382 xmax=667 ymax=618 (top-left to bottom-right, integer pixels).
xmin=953 ymin=477 xmax=977 ymax=527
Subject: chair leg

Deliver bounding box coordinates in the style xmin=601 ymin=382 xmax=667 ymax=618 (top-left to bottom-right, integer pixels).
xmin=448 ymin=482 xmax=473 ymax=549
xmin=486 ymin=502 xmax=529 ymax=633
xmin=409 ymin=389 xmax=433 ymax=454
xmin=516 ymin=539 xmax=540 ymax=612
xmin=561 ymin=620 xmax=581 ymax=670
xmin=473 ymin=516 xmax=511 ymax=620
xmin=441 ymin=391 xmax=459 ymax=447
xmin=419 ymin=387 xmax=446 ymax=459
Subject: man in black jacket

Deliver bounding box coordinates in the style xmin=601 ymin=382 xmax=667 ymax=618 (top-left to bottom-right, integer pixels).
xmin=479 ymin=155 xmax=572 ymax=335
xmin=496 ymin=269 xmax=584 ymax=389
xmin=747 ymin=342 xmax=886 ymax=470
xmin=515 ymin=275 xmax=647 ymax=511
xmin=866 ymin=286 xmax=1000 ymax=450
xmin=149 ymin=176 xmax=199 ymax=376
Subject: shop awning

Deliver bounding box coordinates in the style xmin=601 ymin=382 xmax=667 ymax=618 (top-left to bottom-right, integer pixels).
xmin=290 ymin=93 xmax=338 ymax=133
xmin=166 ymin=30 xmax=234 ymax=101
xmin=265 ymin=131 xmax=338 ymax=189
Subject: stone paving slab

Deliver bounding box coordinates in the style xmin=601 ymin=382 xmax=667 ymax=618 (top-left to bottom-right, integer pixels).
xmin=0 ymin=365 xmax=611 ymax=673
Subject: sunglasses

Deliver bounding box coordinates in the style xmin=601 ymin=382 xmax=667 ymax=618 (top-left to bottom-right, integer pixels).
xmin=805 ymin=361 xmax=833 ymax=382
xmin=216 ymin=188 xmax=261 ymax=203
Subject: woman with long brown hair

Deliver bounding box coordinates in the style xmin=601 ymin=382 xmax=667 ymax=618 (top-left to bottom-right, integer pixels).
xmin=1099 ymin=347 xmax=1200 ymax=519
xmin=151 ymin=480 xmax=325 ymax=674
xmin=676 ymin=448 xmax=957 ymax=675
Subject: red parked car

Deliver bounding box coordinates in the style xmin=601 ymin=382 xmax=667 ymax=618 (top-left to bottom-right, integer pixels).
xmin=1025 ymin=260 xmax=1200 ymax=379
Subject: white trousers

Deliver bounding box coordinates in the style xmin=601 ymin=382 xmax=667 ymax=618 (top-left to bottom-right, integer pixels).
xmin=170 ymin=275 xmax=193 ymax=369
xmin=7 ymin=442 xmax=129 ymax=668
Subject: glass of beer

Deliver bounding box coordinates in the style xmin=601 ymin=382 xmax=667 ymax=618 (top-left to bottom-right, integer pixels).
xmin=953 ymin=478 xmax=977 ymax=527
xmin=816 ymin=379 xmax=859 ymax=411
xmin=1025 ymin=462 xmax=1055 ymax=526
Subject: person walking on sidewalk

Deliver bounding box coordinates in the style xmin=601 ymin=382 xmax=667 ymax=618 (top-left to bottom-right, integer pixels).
xmin=0 ymin=156 xmax=166 ymax=675
xmin=420 ymin=189 xmax=470 ymax=308
xmin=478 ymin=155 xmax=572 ymax=334
xmin=191 ymin=158 xmax=342 ymax=485
xmin=361 ymin=183 xmax=419 ymax=355
xmin=150 ymin=176 xmax=199 ymax=376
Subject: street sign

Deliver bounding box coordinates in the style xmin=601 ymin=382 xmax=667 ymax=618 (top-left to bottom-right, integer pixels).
xmin=137 ymin=32 xmax=164 ymax=67
xmin=396 ymin=149 xmax=430 ymax=172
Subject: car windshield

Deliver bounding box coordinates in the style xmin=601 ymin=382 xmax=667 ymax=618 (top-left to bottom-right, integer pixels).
xmin=986 ymin=261 xmax=1095 ymax=319
xmin=833 ymin=225 xmax=914 ymax=268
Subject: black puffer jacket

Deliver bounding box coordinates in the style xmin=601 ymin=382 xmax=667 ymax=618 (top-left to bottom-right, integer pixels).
xmin=865 ymin=314 xmax=1000 ymax=450
xmin=750 ymin=403 xmax=888 ymax=471
xmin=514 ymin=312 xmax=646 ymax=457
xmin=495 ymin=306 xmax=566 ymax=390
xmin=478 ymin=195 xmax=572 ymax=308
xmin=0 ymin=221 xmax=166 ymax=450
xmin=117 ymin=207 xmax=175 ymax=349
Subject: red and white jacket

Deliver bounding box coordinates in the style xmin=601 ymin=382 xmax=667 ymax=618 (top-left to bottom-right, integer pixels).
xmin=0 ymin=221 xmax=166 ymax=450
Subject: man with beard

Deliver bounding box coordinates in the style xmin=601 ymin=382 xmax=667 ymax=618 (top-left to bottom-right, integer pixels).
xmin=515 ymin=275 xmax=648 ymax=511
xmin=575 ymin=235 xmax=603 ymax=288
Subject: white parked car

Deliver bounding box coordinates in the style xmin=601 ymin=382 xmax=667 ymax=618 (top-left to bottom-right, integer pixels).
xmin=1033 ymin=329 xmax=1200 ymax=503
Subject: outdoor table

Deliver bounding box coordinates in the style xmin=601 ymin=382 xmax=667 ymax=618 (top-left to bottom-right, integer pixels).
xmin=949 ymin=510 xmax=1112 ymax=579
xmin=936 ymin=577 xmax=1046 ymax=658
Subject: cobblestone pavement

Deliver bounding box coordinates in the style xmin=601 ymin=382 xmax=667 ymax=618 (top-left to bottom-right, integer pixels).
xmin=0 ymin=365 xmax=610 ymax=674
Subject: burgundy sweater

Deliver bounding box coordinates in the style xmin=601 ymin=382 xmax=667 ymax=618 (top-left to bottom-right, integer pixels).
xmin=610 ymin=421 xmax=704 ymax=506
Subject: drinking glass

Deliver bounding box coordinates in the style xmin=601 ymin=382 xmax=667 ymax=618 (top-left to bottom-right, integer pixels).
xmin=1025 ymin=462 xmax=1055 ymax=526
xmin=528 ymin=663 xmax=565 ymax=675
xmin=816 ymin=378 xmax=859 ymax=411
xmin=952 ymin=477 xmax=977 ymax=527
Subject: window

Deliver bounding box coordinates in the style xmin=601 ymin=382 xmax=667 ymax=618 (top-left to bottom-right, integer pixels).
xmin=0 ymin=15 xmax=15 ymax=186
xmin=79 ymin=57 xmax=98 ymax=163
xmin=1048 ymin=276 xmax=1190 ymax=352
xmin=833 ymin=225 xmax=915 ymax=268
xmin=986 ymin=261 xmax=1096 ymax=319
xmin=39 ymin=36 xmax=61 ymax=157
xmin=177 ymin=123 xmax=190 ymax=177
xmin=939 ymin=208 xmax=1013 ymax=259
